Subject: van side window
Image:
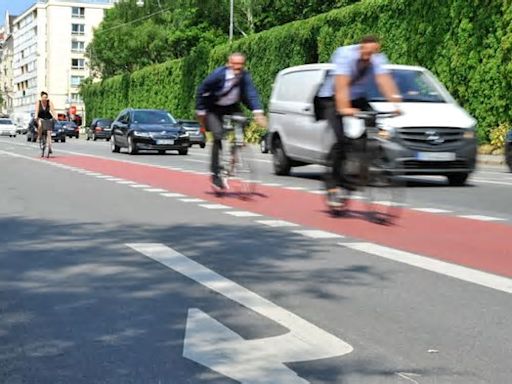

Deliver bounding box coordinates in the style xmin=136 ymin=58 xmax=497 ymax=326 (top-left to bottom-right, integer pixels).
xmin=276 ymin=70 xmax=325 ymax=103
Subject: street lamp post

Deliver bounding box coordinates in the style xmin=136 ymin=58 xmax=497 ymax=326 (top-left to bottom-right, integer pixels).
xmin=229 ymin=0 xmax=234 ymax=42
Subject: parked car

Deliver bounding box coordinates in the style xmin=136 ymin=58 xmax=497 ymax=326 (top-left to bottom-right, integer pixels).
xmin=0 ymin=118 xmax=17 ymax=137
xmin=87 ymin=118 xmax=113 ymax=141
xmin=506 ymin=128 xmax=512 ymax=172
xmin=268 ymin=63 xmax=477 ymax=186
xmin=26 ymin=120 xmax=66 ymax=142
xmin=62 ymin=121 xmax=79 ymax=138
xmin=110 ymin=109 xmax=190 ymax=155
xmin=178 ymin=119 xmax=205 ymax=148
xmin=259 ymin=130 xmax=271 ymax=153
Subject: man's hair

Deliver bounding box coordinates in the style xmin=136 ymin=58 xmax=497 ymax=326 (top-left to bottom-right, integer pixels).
xmin=229 ymin=52 xmax=246 ymax=61
xmin=40 ymin=91 xmax=48 ymax=97
xmin=360 ymin=35 xmax=380 ymax=44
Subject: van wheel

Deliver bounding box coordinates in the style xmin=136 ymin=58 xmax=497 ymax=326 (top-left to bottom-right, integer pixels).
xmin=447 ymin=173 xmax=468 ymax=186
xmin=273 ymin=140 xmax=291 ymax=176
xmin=506 ymin=147 xmax=512 ymax=172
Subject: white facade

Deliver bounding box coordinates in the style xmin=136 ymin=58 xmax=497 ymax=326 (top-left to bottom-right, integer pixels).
xmin=12 ymin=0 xmax=114 ymax=117
xmin=0 ymin=12 xmax=16 ymax=115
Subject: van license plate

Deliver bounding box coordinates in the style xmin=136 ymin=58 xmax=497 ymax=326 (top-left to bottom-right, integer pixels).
xmin=416 ymin=152 xmax=456 ymax=161
xmin=157 ymin=140 xmax=174 ymax=145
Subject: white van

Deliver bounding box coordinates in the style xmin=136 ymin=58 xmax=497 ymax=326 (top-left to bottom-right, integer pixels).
xmin=268 ymin=64 xmax=477 ymax=186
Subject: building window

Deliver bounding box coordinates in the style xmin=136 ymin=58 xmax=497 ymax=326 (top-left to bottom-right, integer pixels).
xmin=72 ymin=7 xmax=85 ymax=18
xmin=71 ymin=93 xmax=82 ymax=102
xmin=71 ymin=24 xmax=85 ymax=36
xmin=71 ymin=58 xmax=85 ymax=69
xmin=71 ymin=41 xmax=85 ymax=52
xmin=71 ymin=76 xmax=84 ymax=86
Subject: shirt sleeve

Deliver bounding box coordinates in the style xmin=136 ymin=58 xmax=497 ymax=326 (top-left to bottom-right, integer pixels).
xmin=372 ymin=53 xmax=391 ymax=75
xmin=332 ymin=47 xmax=352 ymax=76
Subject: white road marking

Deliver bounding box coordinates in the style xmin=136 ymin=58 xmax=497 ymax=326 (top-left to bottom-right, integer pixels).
xmin=129 ymin=184 xmax=151 ymax=189
xmin=261 ymin=183 xmax=282 ymax=187
xmin=144 ymin=188 xmax=167 ymax=193
xmin=179 ymin=198 xmax=205 ymax=203
xmin=160 ymin=192 xmax=185 ymax=198
xmin=293 ymin=230 xmax=344 ymax=239
xmin=458 ymin=215 xmax=506 ymax=222
xmin=105 ymin=177 xmax=123 ymax=181
xmin=256 ymin=220 xmax=299 ymax=228
xmin=309 ymin=190 xmax=326 ymax=195
xmin=285 ymin=186 xmax=306 ymax=191
xmin=413 ymin=208 xmax=452 ymax=214
xmin=225 ymin=211 xmax=262 ymax=217
xmin=340 ymin=242 xmax=512 ymax=294
xmin=472 ymin=178 xmax=512 ymax=187
xmin=116 ymin=180 xmax=135 ymax=184
xmin=128 ymin=243 xmax=353 ymax=383
xmin=95 ymin=175 xmax=112 ymax=179
xmin=85 ymin=172 xmax=102 ymax=176
xmin=199 ymin=204 xmax=231 ymax=210
xmin=371 ymin=201 xmax=407 ymax=207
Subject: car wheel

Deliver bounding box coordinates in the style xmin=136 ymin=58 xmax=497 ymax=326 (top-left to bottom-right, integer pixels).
xmin=178 ymin=148 xmax=188 ymax=155
xmin=158 ymin=150 xmax=166 ymax=155
xmin=111 ymin=135 xmax=121 ymax=153
xmin=26 ymin=135 xmax=30 ymax=142
xmin=273 ymin=139 xmax=291 ymax=176
xmin=92 ymin=133 xmax=97 ymax=141
xmin=506 ymin=146 xmax=512 ymax=172
xmin=127 ymin=136 xmax=138 ymax=155
xmin=61 ymin=138 xmax=66 ymax=143
xmin=75 ymin=134 xmax=79 ymax=139
xmin=447 ymin=173 xmax=469 ymax=186
xmin=200 ymin=143 xmax=206 ymax=149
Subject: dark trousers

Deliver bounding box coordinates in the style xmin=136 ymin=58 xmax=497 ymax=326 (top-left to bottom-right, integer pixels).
xmin=206 ymin=104 xmax=242 ymax=176
xmin=323 ymin=97 xmax=373 ymax=190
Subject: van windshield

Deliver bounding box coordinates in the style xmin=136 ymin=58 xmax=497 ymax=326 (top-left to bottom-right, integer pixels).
xmin=367 ymin=69 xmax=447 ymax=103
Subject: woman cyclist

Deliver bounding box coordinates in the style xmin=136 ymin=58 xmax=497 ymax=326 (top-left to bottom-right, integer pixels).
xmin=35 ymin=91 xmax=57 ymax=156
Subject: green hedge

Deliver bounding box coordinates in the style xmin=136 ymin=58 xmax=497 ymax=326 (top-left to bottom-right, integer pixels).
xmin=82 ymin=0 xmax=512 ymax=143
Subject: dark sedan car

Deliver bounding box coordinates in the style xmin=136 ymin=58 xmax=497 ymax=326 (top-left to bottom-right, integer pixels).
xmin=506 ymin=128 xmax=512 ymax=172
xmin=110 ymin=109 xmax=190 ymax=155
xmin=27 ymin=120 xmax=66 ymax=142
xmin=62 ymin=121 xmax=79 ymax=138
xmin=178 ymin=120 xmax=205 ymax=148
xmin=87 ymin=118 xmax=113 ymax=141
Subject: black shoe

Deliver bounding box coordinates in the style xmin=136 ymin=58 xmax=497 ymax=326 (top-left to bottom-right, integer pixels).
xmin=211 ymin=175 xmax=225 ymax=191
xmin=326 ymin=189 xmax=342 ymax=208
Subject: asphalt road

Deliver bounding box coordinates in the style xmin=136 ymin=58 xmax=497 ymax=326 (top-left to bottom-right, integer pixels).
xmin=0 ymin=135 xmax=511 ymax=384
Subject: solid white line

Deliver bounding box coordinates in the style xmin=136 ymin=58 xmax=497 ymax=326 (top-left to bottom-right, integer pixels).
xmin=310 ymin=190 xmax=326 ymax=195
xmin=472 ymin=178 xmax=512 ymax=187
xmin=144 ymin=188 xmax=167 ymax=193
xmin=179 ymin=198 xmax=205 ymax=203
xmin=458 ymin=215 xmax=506 ymax=222
xmin=284 ymin=186 xmax=306 ymax=191
xmin=160 ymin=192 xmax=185 ymax=198
xmin=340 ymin=242 xmax=512 ymax=294
xmin=412 ymin=208 xmax=452 ymax=214
xmin=225 ymin=211 xmax=262 ymax=217
xmin=293 ymin=230 xmax=344 ymax=239
xmin=199 ymin=204 xmax=231 ymax=210
xmin=260 ymin=183 xmax=282 ymax=187
xmin=256 ymin=220 xmax=299 ymax=228
xmin=371 ymin=201 xmax=407 ymax=207
xmin=130 ymin=184 xmax=151 ymax=189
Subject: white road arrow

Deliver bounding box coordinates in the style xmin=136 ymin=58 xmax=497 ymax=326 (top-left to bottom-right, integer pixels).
xmin=128 ymin=243 xmax=353 ymax=383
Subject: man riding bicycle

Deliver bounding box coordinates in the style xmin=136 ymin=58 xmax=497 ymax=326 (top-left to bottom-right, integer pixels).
xmin=35 ymin=91 xmax=57 ymax=157
xmin=316 ymin=35 xmax=402 ymax=207
xmin=196 ymin=52 xmax=267 ymax=191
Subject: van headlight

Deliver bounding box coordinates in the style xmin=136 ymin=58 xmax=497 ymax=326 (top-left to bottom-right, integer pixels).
xmin=463 ymin=129 xmax=475 ymax=139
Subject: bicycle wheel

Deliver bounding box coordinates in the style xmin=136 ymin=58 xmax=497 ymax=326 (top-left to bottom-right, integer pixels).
xmin=231 ymin=144 xmax=257 ymax=197
xmin=365 ymin=163 xmax=405 ymax=224
xmin=39 ymin=135 xmax=46 ymax=158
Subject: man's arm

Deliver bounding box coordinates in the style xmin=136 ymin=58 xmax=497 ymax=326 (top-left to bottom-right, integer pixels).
xmin=241 ymin=71 xmax=267 ymax=127
xmin=195 ymin=67 xmax=223 ymax=118
xmin=335 ymin=74 xmax=357 ymax=116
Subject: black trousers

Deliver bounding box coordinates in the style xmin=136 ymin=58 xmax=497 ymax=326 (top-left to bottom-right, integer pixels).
xmin=323 ymin=97 xmax=373 ymax=190
xmin=206 ymin=104 xmax=243 ymax=176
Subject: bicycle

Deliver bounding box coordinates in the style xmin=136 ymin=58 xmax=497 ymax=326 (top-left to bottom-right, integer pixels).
xmin=327 ymin=111 xmax=405 ymax=224
xmin=38 ymin=119 xmax=54 ymax=158
xmin=214 ymin=114 xmax=257 ymax=198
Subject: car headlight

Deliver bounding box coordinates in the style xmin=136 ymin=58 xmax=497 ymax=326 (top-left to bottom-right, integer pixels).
xmin=179 ymin=131 xmax=189 ymax=138
xmin=133 ymin=131 xmax=151 ymax=137
xmin=376 ymin=122 xmax=395 ymax=140
xmin=463 ymin=129 xmax=475 ymax=139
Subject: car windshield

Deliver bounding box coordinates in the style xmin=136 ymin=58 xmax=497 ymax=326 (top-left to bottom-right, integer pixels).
xmin=133 ymin=111 xmax=176 ymax=124
xmin=0 ymin=119 xmax=13 ymax=125
xmin=97 ymin=119 xmax=112 ymax=126
xmin=367 ymin=69 xmax=447 ymax=103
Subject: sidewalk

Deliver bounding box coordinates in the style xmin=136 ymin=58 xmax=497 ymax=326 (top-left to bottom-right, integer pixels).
xmin=477 ymin=153 xmax=506 ymax=166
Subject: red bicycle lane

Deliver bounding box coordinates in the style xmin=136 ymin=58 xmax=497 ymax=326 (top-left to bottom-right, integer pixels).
xmin=49 ymin=154 xmax=512 ymax=278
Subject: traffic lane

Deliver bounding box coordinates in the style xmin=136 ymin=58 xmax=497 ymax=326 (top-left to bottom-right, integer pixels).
xmin=1 ymin=155 xmax=511 ymax=383
xmin=18 ymin=135 xmax=512 ymax=222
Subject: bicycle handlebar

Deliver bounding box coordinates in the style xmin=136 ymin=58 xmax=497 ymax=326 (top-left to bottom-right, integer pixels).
xmin=223 ymin=115 xmax=249 ymax=125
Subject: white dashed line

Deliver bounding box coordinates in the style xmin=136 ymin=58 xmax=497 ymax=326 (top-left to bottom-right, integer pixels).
xmin=116 ymin=180 xmax=135 ymax=184
xmin=293 ymin=230 xmax=344 ymax=239
xmin=85 ymin=172 xmax=102 ymax=176
xmin=285 ymin=186 xmax=307 ymax=191
xmin=372 ymin=201 xmax=407 ymax=207
xmin=130 ymin=184 xmax=151 ymax=189
xmin=179 ymin=198 xmax=205 ymax=203
xmin=458 ymin=215 xmax=506 ymax=222
xmin=96 ymin=175 xmax=112 ymax=179
xmin=413 ymin=208 xmax=452 ymax=214
xmin=261 ymin=183 xmax=282 ymax=187
xmin=310 ymin=190 xmax=326 ymax=195
xmin=144 ymin=188 xmax=167 ymax=193
xmin=225 ymin=211 xmax=262 ymax=217
xmin=160 ymin=192 xmax=185 ymax=198
xmin=199 ymin=204 xmax=231 ymax=210
xmin=105 ymin=177 xmax=123 ymax=181
xmin=256 ymin=220 xmax=300 ymax=228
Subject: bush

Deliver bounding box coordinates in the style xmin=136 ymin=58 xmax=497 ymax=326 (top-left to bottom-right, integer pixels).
xmin=489 ymin=123 xmax=509 ymax=150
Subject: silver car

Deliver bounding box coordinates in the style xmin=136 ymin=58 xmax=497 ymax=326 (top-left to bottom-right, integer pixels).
xmin=0 ymin=118 xmax=17 ymax=137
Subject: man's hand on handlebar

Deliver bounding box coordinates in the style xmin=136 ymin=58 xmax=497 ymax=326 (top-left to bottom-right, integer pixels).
xmin=338 ymin=107 xmax=360 ymax=117
xmin=254 ymin=112 xmax=267 ymax=128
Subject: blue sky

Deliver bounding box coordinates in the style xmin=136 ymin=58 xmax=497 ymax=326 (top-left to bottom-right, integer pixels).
xmin=1 ymin=0 xmax=35 ymax=25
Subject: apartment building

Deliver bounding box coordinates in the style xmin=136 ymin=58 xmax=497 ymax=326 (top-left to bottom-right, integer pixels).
xmin=0 ymin=12 xmax=16 ymax=114
xmin=12 ymin=0 xmax=114 ymax=117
